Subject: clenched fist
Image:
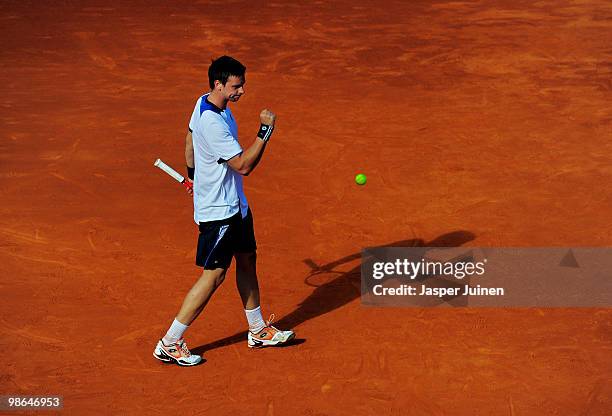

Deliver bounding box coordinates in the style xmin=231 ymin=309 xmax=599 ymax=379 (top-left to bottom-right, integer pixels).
xmin=260 ymin=109 xmax=276 ymax=126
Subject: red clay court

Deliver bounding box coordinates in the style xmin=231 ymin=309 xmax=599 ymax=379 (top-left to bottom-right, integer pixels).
xmin=1 ymin=1 xmax=611 ymax=414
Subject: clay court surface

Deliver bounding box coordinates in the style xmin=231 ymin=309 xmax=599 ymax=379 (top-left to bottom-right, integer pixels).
xmin=1 ymin=0 xmax=611 ymax=414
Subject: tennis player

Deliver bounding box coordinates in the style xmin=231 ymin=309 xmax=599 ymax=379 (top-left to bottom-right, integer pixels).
xmin=153 ymin=56 xmax=294 ymax=366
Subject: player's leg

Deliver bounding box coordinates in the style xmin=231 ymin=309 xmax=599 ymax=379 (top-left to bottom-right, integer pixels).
xmin=234 ymin=209 xmax=295 ymax=348
xmin=177 ymin=267 xmax=227 ymax=325
xmin=236 ymin=250 xmax=265 ymax=335
xmin=154 ymin=216 xmax=234 ymax=366
xmin=235 ymin=251 xmax=260 ymax=310
xmin=234 ymin=209 xmax=260 ymax=316
xmin=154 ymin=269 xmax=229 ymax=367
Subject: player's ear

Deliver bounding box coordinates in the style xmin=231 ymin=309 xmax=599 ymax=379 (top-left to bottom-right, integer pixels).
xmin=214 ymin=80 xmax=223 ymax=91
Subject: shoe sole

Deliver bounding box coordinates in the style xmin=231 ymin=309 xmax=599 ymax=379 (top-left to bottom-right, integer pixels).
xmin=248 ymin=332 xmax=296 ymax=349
xmin=153 ymin=348 xmax=202 ymax=367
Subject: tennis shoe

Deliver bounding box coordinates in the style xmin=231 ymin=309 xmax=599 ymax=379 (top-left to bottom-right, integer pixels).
xmin=153 ymin=338 xmax=202 ymax=366
xmin=248 ymin=314 xmax=295 ymax=348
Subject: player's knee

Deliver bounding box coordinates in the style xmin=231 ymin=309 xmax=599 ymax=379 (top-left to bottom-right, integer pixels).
xmin=201 ymin=268 xmax=227 ymax=287
xmin=215 ymin=272 xmax=226 ymax=286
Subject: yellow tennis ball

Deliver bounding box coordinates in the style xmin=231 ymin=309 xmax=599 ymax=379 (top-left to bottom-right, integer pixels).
xmin=355 ymin=173 xmax=367 ymax=185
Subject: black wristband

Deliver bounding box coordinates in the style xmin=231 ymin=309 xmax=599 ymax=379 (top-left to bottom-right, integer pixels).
xmin=257 ymin=124 xmax=273 ymax=142
xmin=186 ymin=166 xmax=195 ymax=180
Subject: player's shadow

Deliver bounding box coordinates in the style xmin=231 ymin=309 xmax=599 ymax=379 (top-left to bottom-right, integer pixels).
xmin=191 ymin=230 xmax=475 ymax=354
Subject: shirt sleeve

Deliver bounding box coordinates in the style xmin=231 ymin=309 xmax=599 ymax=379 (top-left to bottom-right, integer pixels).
xmin=206 ymin=117 xmax=243 ymax=162
xmin=188 ymin=99 xmax=200 ymax=133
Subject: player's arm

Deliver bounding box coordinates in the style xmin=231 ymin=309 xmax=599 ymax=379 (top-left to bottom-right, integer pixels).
xmin=185 ymin=131 xmax=194 ymax=170
xmin=227 ymin=109 xmax=275 ymax=176
xmin=184 ymin=131 xmax=194 ymax=195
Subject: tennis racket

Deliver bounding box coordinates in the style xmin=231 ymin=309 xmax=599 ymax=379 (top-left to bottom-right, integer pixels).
xmin=153 ymin=158 xmax=193 ymax=193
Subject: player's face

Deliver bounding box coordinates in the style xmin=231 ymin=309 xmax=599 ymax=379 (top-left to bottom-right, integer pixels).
xmin=223 ymin=75 xmax=245 ymax=102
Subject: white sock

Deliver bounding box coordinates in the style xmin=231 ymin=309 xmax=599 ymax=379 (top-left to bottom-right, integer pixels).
xmin=245 ymin=306 xmax=266 ymax=334
xmin=162 ymin=318 xmax=189 ymax=345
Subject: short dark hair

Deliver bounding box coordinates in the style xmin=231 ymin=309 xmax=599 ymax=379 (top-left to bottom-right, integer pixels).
xmin=208 ymin=56 xmax=246 ymax=89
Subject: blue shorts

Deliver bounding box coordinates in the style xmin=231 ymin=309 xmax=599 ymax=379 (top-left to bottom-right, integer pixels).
xmin=195 ymin=209 xmax=257 ymax=269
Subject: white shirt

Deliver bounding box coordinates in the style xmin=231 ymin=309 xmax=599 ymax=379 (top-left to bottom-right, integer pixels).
xmin=189 ymin=93 xmax=249 ymax=223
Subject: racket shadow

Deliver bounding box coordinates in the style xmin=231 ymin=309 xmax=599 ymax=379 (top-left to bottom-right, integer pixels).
xmin=191 ymin=230 xmax=475 ymax=354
